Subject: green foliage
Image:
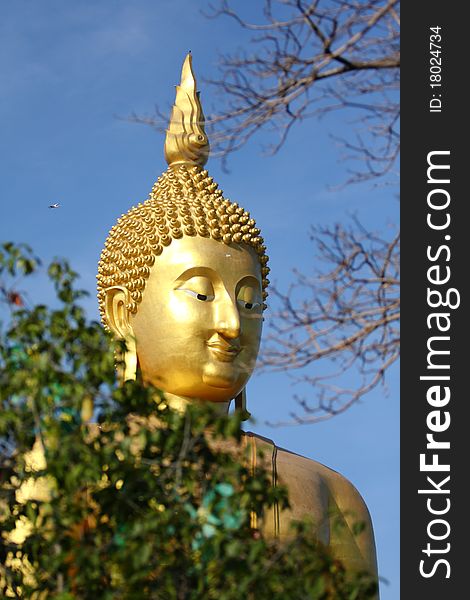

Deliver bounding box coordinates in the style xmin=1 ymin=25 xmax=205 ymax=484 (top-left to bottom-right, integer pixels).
xmin=0 ymin=243 xmax=377 ymax=599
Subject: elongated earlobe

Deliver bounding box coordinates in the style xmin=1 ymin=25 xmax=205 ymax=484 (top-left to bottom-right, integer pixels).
xmin=234 ymin=388 xmax=251 ymax=421
xmin=104 ymin=286 xmax=137 ymax=382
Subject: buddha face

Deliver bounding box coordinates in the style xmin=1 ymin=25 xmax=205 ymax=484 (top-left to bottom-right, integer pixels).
xmin=129 ymin=236 xmax=263 ymax=403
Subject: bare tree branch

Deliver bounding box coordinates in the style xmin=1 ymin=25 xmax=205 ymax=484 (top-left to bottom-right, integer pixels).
xmin=205 ymin=0 xmax=400 ymax=180
xmin=129 ymin=1 xmax=399 ymax=182
xmin=262 ymin=220 xmax=400 ymax=424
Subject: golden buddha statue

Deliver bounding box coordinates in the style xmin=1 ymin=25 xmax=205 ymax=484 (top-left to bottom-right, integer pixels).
xmin=96 ymin=53 xmax=379 ymax=586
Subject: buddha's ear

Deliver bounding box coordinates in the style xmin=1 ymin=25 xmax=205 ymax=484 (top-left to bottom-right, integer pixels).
xmin=234 ymin=388 xmax=251 ymax=421
xmin=104 ymin=286 xmax=134 ymax=339
xmin=104 ymin=286 xmax=137 ymax=382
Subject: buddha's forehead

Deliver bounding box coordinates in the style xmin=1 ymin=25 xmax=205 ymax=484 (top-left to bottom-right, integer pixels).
xmin=148 ymin=236 xmax=261 ymax=284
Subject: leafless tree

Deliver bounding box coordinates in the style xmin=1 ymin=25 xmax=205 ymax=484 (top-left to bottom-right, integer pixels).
xmin=131 ymin=0 xmax=400 ymax=183
xmin=261 ymin=220 xmax=399 ymax=424
xmin=204 ymin=0 xmax=400 ymax=182
xmin=131 ymin=0 xmax=400 ymax=423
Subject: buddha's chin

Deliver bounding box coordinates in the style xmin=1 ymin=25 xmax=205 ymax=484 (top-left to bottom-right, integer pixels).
xmin=202 ymin=363 xmax=245 ymax=393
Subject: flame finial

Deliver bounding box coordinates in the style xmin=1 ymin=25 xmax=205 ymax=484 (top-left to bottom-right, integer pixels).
xmin=164 ymin=53 xmax=210 ymax=168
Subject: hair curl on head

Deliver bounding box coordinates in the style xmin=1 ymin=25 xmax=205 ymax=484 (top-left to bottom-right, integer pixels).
xmin=97 ymin=164 xmax=270 ymax=329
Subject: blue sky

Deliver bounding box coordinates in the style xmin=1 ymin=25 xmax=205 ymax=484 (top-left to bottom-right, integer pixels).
xmin=0 ymin=1 xmax=399 ymax=597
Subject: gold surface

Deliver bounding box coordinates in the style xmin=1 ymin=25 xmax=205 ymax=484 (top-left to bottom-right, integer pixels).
xmin=246 ymin=433 xmax=379 ymax=578
xmin=130 ymin=235 xmax=262 ymax=404
xmin=164 ymin=53 xmax=210 ymax=168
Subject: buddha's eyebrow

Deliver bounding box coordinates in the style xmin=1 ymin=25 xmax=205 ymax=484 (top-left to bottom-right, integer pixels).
xmin=173 ymin=266 xmax=219 ymax=284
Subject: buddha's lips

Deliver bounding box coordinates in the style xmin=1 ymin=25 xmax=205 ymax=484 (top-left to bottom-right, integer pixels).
xmin=206 ymin=341 xmax=241 ymax=362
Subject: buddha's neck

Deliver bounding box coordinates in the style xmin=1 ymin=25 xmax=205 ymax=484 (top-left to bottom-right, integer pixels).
xmin=162 ymin=392 xmax=231 ymax=415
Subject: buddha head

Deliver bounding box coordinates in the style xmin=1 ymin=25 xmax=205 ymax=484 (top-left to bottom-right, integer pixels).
xmin=96 ymin=54 xmax=269 ymax=413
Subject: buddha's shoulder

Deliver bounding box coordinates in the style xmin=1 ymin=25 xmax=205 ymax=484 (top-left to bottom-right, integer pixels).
xmin=245 ymin=430 xmax=347 ymax=481
xmin=246 ymin=432 xmax=370 ymax=513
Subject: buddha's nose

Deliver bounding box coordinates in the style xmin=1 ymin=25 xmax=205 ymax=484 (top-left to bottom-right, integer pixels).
xmin=215 ymin=296 xmax=240 ymax=339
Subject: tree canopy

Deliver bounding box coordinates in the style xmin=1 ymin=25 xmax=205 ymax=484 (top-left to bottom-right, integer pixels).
xmin=0 ymin=242 xmax=377 ymax=598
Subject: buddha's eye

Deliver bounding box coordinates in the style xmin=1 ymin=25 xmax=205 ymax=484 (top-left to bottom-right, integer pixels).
xmin=237 ymin=285 xmax=261 ymax=311
xmin=176 ymin=276 xmax=215 ymax=302
xmin=183 ymin=290 xmax=213 ymax=302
